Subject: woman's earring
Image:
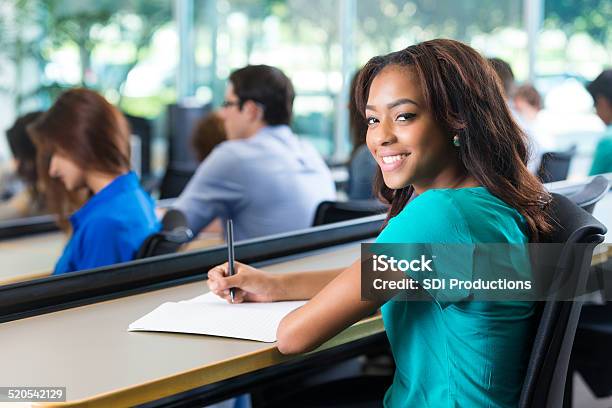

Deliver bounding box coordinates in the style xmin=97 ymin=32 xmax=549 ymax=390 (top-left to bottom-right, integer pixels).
xmin=452 ymin=135 xmax=461 ymax=147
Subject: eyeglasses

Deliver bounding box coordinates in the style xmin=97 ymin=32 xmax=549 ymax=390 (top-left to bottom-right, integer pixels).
xmin=221 ymin=100 xmax=241 ymax=108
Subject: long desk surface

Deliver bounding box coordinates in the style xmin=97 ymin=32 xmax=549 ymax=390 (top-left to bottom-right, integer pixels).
xmin=0 ymin=241 xmax=384 ymax=407
xmin=1 ymin=190 xmax=611 ymax=407
xmin=0 ymin=232 xmax=224 ymax=286
xmin=0 ymin=232 xmax=65 ymax=284
xmin=3 ymin=244 xmax=611 ymax=407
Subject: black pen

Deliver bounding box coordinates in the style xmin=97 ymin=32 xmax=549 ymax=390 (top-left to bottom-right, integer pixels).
xmin=226 ymin=219 xmax=235 ymax=303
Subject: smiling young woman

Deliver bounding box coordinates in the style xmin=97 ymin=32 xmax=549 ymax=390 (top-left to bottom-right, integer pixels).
xmin=363 ymin=64 xmax=478 ymax=194
xmin=206 ymin=39 xmax=552 ymax=407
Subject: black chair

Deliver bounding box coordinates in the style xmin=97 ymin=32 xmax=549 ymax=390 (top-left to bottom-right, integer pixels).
xmin=124 ymin=113 xmax=153 ymax=178
xmin=159 ymin=163 xmax=197 ymax=199
xmin=136 ymin=209 xmax=193 ymax=259
xmin=570 ymin=302 xmax=612 ymax=402
xmin=158 ymin=102 xmax=210 ymax=199
xmin=519 ymin=193 xmax=607 ymax=408
xmin=312 ymin=200 xmax=389 ymax=226
xmin=565 ymin=175 xmax=610 ymax=214
xmin=565 ymin=177 xmax=612 ymax=405
xmin=166 ymin=103 xmax=211 ymax=166
xmin=537 ymin=145 xmax=577 ymax=183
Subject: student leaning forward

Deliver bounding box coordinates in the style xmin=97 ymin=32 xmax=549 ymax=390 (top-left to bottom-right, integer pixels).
xmin=29 ymin=89 xmax=160 ymax=275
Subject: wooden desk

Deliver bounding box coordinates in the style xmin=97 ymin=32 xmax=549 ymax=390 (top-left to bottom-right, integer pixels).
xmin=0 ymin=232 xmax=224 ymax=287
xmin=0 ymin=242 xmax=383 ymax=407
xmin=181 ymin=232 xmax=224 ymax=252
xmin=0 ymin=232 xmax=65 ymax=283
xmin=3 ymin=243 xmax=609 ymax=407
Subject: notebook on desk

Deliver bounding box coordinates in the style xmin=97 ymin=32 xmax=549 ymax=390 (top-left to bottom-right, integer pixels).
xmin=128 ymin=292 xmax=307 ymax=342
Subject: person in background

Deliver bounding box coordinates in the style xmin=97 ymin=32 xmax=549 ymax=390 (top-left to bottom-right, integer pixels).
xmin=488 ymin=58 xmax=516 ymax=99
xmin=173 ymin=65 xmax=336 ymax=241
xmin=347 ymin=70 xmax=378 ymax=199
xmin=489 ymin=58 xmax=542 ymax=173
xmin=0 ymin=111 xmax=46 ymax=220
xmin=184 ymin=111 xmax=227 ymax=235
xmin=191 ymin=111 xmax=227 ymax=163
xmin=587 ymin=69 xmax=612 ymax=176
xmin=29 ymin=89 xmax=160 ymax=275
xmin=514 ymin=84 xmax=556 ymax=151
xmin=514 ymin=84 xmax=542 ymax=125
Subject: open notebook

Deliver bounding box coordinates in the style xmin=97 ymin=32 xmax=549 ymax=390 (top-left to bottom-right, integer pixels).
xmin=128 ymin=292 xmax=307 ymax=342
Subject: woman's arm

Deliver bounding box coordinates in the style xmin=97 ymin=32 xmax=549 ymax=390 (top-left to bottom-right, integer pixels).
xmin=207 ymin=259 xmax=383 ymax=355
xmin=276 ymin=258 xmax=381 ymax=354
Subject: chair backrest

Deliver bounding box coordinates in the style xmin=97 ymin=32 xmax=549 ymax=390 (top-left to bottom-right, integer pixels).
xmin=312 ymin=200 xmax=389 ymax=226
xmin=519 ymin=193 xmax=607 ymax=408
xmin=124 ymin=113 xmax=153 ymax=177
xmin=167 ymin=103 xmax=211 ymax=166
xmin=136 ymin=209 xmax=194 ymax=259
xmin=537 ymin=145 xmax=577 ymax=183
xmin=159 ymin=164 xmax=197 ymax=199
xmin=565 ymin=175 xmax=610 ymax=214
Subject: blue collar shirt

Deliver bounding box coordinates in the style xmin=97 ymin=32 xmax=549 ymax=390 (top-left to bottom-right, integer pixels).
xmin=53 ymin=172 xmax=160 ymax=275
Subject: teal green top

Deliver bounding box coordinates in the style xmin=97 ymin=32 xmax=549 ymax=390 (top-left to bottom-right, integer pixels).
xmin=589 ymin=125 xmax=612 ymax=176
xmin=377 ymin=187 xmax=536 ymax=408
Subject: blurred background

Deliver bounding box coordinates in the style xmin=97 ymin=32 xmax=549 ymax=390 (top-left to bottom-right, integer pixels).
xmin=1 ymin=4 xmax=611 ymax=406
xmin=0 ymin=0 xmax=610 ymax=197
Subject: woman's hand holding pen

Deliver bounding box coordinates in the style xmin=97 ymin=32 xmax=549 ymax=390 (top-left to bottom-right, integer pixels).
xmin=207 ymin=262 xmax=283 ymax=303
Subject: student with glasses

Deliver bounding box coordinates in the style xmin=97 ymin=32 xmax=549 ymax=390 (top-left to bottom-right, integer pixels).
xmin=173 ymin=65 xmax=336 ymax=241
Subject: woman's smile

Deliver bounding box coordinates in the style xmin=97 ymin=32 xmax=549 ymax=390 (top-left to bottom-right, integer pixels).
xmin=378 ymin=152 xmax=410 ymax=172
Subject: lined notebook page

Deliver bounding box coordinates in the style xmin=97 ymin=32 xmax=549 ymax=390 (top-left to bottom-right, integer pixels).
xmin=128 ymin=292 xmax=307 ymax=342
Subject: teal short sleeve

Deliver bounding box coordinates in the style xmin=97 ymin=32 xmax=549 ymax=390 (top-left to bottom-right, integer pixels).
xmin=378 ymin=187 xmax=534 ymax=408
xmin=589 ymin=136 xmax=612 ymax=176
xmin=375 ymin=190 xmax=476 ymax=303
